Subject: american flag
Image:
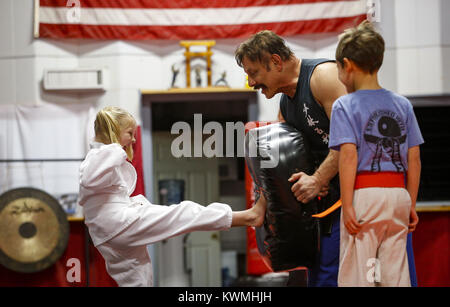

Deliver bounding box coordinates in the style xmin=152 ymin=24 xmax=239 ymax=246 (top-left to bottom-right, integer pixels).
xmin=35 ymin=0 xmax=367 ymax=40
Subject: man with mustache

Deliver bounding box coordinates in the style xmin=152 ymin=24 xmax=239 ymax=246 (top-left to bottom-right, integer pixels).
xmin=235 ymin=30 xmax=418 ymax=287
xmin=235 ymin=30 xmax=347 ymax=287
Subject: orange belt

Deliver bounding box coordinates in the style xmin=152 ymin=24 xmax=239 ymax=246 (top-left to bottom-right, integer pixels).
xmin=312 ymin=199 xmax=342 ymax=218
xmin=312 ymin=172 xmax=405 ymax=218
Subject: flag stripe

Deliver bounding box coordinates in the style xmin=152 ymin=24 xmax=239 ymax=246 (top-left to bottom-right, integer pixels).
xmin=37 ymin=0 xmax=367 ymax=40
xmin=39 ymin=16 xmax=366 ymax=40
xmin=40 ymin=2 xmax=366 ymax=26
xmin=40 ymin=0 xmax=357 ymax=9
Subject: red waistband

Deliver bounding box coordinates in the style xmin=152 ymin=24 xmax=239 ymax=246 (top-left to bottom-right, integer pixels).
xmin=354 ymin=172 xmax=405 ymax=189
xmin=312 ymin=172 xmax=405 ymax=219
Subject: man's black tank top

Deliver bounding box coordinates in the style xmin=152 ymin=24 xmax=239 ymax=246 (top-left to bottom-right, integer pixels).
xmin=279 ymin=58 xmax=340 ymax=234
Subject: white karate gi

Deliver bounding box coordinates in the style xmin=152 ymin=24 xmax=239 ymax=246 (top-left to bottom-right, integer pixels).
xmin=78 ymin=142 xmax=232 ymax=286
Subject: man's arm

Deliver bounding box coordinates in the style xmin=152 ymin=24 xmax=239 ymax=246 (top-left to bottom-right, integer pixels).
xmin=277 ymin=109 xmax=285 ymax=122
xmin=311 ymin=62 xmax=347 ymax=119
xmin=312 ymin=148 xmax=339 ymax=189
xmin=289 ymin=149 xmax=338 ymax=203
xmin=289 ymin=62 xmax=347 ymax=203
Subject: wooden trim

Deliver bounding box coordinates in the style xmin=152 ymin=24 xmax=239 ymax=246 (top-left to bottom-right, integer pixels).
xmin=416 ymin=206 xmax=450 ymax=213
xmin=141 ymin=87 xmax=255 ymax=95
xmin=68 ymin=216 xmax=84 ymax=222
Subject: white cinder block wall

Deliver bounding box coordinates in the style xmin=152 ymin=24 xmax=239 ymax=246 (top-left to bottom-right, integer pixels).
xmin=1 ymin=0 xmax=449 ymax=117
xmin=387 ymin=0 xmax=449 ymax=96
xmin=0 ymin=0 xmax=81 ymax=107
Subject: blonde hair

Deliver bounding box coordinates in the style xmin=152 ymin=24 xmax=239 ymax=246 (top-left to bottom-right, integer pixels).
xmin=335 ymin=20 xmax=385 ymax=74
xmin=94 ymin=106 xmax=136 ymax=161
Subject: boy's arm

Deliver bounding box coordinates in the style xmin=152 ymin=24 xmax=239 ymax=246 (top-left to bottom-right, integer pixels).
xmin=339 ymin=143 xmax=361 ymax=235
xmin=406 ymin=146 xmax=421 ymax=232
xmin=406 ymin=146 xmax=421 ymax=208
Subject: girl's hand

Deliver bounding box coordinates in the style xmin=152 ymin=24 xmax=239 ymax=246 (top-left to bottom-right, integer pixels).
xmin=343 ymin=204 xmax=362 ymax=235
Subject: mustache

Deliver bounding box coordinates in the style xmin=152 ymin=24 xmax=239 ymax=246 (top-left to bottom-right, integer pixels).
xmin=253 ymin=84 xmax=267 ymax=90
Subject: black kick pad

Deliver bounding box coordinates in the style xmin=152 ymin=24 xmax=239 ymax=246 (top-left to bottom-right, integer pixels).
xmin=245 ymin=122 xmax=320 ymax=271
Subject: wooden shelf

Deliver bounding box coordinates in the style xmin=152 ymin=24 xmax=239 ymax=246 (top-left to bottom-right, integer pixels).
xmin=416 ymin=201 xmax=450 ymax=212
xmin=416 ymin=206 xmax=450 ymax=213
xmin=67 ymin=216 xmax=84 ymax=222
xmin=141 ymin=87 xmax=255 ymax=95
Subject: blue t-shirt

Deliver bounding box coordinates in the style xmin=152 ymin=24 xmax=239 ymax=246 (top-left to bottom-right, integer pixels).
xmin=329 ymin=89 xmax=424 ymax=173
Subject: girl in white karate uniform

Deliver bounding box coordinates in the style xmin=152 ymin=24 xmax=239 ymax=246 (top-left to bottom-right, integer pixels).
xmin=78 ymin=106 xmax=265 ymax=287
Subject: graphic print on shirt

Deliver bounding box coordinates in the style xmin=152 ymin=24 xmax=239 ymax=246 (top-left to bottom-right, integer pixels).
xmin=363 ymin=110 xmax=407 ymax=172
xmin=303 ymin=103 xmax=329 ymax=144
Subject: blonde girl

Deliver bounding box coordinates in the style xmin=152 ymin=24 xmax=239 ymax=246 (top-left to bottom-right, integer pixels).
xmin=78 ymin=106 xmax=265 ymax=287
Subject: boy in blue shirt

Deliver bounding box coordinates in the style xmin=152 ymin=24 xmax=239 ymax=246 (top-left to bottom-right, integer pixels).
xmin=329 ymin=21 xmax=423 ymax=286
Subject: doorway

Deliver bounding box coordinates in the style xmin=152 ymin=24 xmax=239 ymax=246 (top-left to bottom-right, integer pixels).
xmin=141 ymin=88 xmax=257 ymax=286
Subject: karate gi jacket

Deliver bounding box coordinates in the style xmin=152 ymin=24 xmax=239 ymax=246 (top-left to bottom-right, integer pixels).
xmin=78 ymin=141 xmax=232 ymax=286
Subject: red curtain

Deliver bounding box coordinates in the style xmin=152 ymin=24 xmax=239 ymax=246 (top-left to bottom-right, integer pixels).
xmin=413 ymin=211 xmax=450 ymax=287
xmin=130 ymin=126 xmax=146 ymax=197
xmin=244 ymin=122 xmax=273 ymax=275
xmin=245 ymin=163 xmax=272 ymax=275
xmin=0 ymin=221 xmax=117 ymax=287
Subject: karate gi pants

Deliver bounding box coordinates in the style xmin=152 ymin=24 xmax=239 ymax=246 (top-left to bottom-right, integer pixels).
xmin=338 ymin=187 xmax=411 ymax=287
xmin=96 ymin=195 xmax=232 ymax=287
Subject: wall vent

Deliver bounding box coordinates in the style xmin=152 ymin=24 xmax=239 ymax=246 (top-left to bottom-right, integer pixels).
xmin=43 ymin=68 xmax=106 ymax=91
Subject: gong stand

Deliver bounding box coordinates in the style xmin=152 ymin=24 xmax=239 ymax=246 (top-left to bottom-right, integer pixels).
xmin=0 ymin=158 xmax=91 ymax=286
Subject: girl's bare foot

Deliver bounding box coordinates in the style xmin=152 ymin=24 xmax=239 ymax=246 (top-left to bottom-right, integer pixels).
xmin=249 ymin=194 xmax=266 ymax=227
xmin=231 ymin=193 xmax=267 ymax=227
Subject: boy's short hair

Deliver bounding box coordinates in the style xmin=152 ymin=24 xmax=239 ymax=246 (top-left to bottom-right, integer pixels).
xmin=335 ymin=20 xmax=385 ymax=74
xmin=235 ymin=30 xmax=294 ymax=69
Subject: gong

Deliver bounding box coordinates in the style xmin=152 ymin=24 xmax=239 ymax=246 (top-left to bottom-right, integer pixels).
xmin=0 ymin=187 xmax=69 ymax=273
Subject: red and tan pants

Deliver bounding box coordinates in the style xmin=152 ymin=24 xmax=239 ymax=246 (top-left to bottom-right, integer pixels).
xmin=338 ymin=173 xmax=411 ymax=287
